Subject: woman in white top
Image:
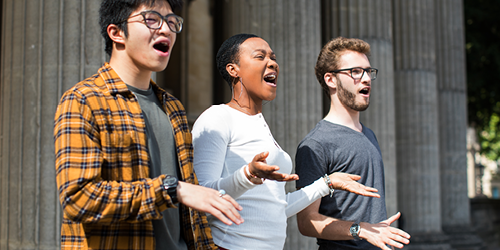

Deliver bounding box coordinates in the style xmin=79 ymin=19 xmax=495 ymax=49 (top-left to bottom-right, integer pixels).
xmin=192 ymin=34 xmax=379 ymax=250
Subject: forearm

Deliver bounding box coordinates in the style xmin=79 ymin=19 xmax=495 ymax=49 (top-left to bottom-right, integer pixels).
xmin=57 ymin=172 xmax=169 ymax=223
xmin=285 ymin=178 xmax=329 ymax=218
xmin=197 ymin=165 xmax=256 ymax=199
xmin=297 ymin=210 xmax=355 ymax=240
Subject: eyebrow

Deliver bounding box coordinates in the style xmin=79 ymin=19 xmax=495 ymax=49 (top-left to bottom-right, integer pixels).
xmin=252 ymin=49 xmax=276 ymax=57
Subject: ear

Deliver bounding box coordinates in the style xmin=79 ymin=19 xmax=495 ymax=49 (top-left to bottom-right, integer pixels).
xmin=226 ymin=63 xmax=239 ymax=79
xmin=107 ymin=24 xmax=126 ymax=45
xmin=324 ymin=72 xmax=337 ymax=89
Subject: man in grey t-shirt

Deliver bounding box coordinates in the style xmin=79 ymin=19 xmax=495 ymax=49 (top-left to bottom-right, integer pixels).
xmin=295 ymin=37 xmax=411 ymax=250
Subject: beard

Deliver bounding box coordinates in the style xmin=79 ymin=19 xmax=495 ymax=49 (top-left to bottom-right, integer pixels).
xmin=337 ymin=77 xmax=370 ymax=111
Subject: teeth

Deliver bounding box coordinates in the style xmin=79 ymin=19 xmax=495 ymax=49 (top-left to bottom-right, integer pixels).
xmin=265 ymin=74 xmax=276 ymax=80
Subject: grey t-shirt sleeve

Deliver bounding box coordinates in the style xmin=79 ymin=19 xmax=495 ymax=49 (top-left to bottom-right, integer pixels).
xmin=295 ymin=137 xmax=328 ymax=189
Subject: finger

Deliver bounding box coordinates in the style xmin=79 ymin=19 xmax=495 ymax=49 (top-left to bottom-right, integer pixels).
xmin=263 ymin=172 xmax=299 ymax=182
xmin=364 ymin=186 xmax=379 ymax=192
xmin=390 ymin=228 xmax=411 ymax=240
xmin=273 ymin=173 xmax=299 ymax=182
xmin=252 ymin=162 xmax=279 ymax=172
xmin=390 ymin=234 xmax=410 ymax=245
xmin=360 ymin=190 xmax=381 ymax=198
xmin=207 ymin=207 xmax=235 ymax=226
xmin=386 ymin=238 xmax=405 ymax=249
xmin=344 ymin=173 xmax=362 ymax=180
xmin=222 ymin=194 xmax=243 ymax=211
xmin=344 ymin=183 xmax=380 ymax=197
xmin=213 ymin=197 xmax=243 ymax=225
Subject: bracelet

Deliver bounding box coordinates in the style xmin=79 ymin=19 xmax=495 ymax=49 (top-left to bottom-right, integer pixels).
xmin=324 ymin=174 xmax=335 ymax=197
xmin=245 ymin=165 xmax=264 ymax=184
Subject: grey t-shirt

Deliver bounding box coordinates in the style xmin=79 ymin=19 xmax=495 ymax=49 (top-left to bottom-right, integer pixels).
xmin=295 ymin=120 xmax=387 ymax=250
xmin=128 ymin=85 xmax=187 ymax=250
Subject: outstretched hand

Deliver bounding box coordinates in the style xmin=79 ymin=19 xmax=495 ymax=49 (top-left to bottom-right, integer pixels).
xmin=360 ymin=212 xmax=411 ymax=250
xmin=329 ymin=172 xmax=380 ymax=198
xmin=176 ymin=182 xmax=243 ymax=226
xmin=248 ymin=151 xmax=299 ymax=182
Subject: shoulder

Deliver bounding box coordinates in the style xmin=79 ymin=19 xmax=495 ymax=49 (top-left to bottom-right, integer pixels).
xmin=58 ymin=74 xmax=108 ymax=108
xmin=298 ymin=120 xmax=334 ymax=147
xmin=192 ymin=105 xmax=232 ymax=134
xmin=361 ymin=124 xmax=379 ymax=142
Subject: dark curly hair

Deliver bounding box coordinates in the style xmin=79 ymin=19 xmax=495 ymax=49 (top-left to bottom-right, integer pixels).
xmin=216 ymin=33 xmax=259 ymax=89
xmin=315 ymin=37 xmax=370 ymax=98
xmin=99 ymin=0 xmax=183 ymax=56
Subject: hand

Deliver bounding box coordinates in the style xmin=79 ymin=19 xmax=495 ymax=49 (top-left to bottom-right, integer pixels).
xmin=176 ymin=182 xmax=243 ymax=226
xmin=248 ymin=151 xmax=299 ymax=182
xmin=359 ymin=212 xmax=411 ymax=250
xmin=328 ymin=172 xmax=380 ymax=198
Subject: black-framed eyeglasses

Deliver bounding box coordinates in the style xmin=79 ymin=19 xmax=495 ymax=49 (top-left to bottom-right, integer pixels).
xmin=119 ymin=10 xmax=184 ymax=33
xmin=331 ymin=67 xmax=378 ymax=80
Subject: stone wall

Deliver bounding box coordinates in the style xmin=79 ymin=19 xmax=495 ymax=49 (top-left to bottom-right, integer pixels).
xmin=470 ymin=198 xmax=500 ymax=249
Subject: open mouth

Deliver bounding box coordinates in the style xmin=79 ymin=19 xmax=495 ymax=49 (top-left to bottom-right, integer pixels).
xmin=359 ymin=87 xmax=370 ymax=95
xmin=154 ymin=42 xmax=170 ymax=53
xmin=264 ymin=73 xmax=277 ymax=85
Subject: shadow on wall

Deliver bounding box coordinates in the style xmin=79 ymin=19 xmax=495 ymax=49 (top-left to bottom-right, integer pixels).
xmin=470 ymin=198 xmax=500 ymax=249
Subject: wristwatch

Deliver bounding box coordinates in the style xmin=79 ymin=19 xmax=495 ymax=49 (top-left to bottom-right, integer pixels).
xmin=162 ymin=175 xmax=179 ymax=205
xmin=349 ymin=223 xmax=361 ymax=241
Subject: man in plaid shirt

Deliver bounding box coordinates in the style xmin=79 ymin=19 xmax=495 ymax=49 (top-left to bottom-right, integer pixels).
xmin=54 ymin=0 xmax=243 ymax=249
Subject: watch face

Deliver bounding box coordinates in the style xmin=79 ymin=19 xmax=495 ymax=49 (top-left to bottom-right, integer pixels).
xmin=350 ymin=224 xmax=360 ymax=235
xmin=164 ymin=175 xmax=178 ymax=187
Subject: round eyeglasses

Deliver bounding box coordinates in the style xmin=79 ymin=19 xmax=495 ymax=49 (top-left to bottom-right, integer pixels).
xmin=120 ymin=10 xmax=184 ymax=33
xmin=331 ymin=67 xmax=378 ymax=80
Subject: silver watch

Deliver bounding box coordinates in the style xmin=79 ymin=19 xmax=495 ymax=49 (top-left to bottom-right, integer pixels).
xmin=349 ymin=223 xmax=361 ymax=241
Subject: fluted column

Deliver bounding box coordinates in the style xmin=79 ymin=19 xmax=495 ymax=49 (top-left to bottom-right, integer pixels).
xmin=0 ymin=1 xmax=104 ymax=249
xmin=219 ymin=1 xmax=322 ymax=249
xmin=322 ymin=0 xmax=398 ymax=218
xmin=393 ymin=0 xmax=450 ymax=249
xmin=435 ymin=1 xmax=483 ymax=248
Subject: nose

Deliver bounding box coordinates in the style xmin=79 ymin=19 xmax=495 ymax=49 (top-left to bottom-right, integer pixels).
xmin=268 ymin=59 xmax=279 ymax=71
xmin=158 ymin=19 xmax=173 ymax=36
xmin=360 ymin=69 xmax=371 ymax=83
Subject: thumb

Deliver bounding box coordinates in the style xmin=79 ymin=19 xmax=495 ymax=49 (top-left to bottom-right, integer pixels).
xmin=253 ymin=151 xmax=269 ymax=162
xmin=385 ymin=212 xmax=401 ymax=225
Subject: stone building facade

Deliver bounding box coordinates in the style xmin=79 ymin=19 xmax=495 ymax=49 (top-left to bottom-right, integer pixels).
xmin=0 ymin=0 xmax=482 ymax=249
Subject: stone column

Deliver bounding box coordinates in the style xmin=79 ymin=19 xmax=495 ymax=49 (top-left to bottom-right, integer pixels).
xmin=218 ymin=1 xmax=322 ymax=249
xmin=0 ymin=1 xmax=104 ymax=249
xmin=435 ymin=1 xmax=483 ymax=248
xmin=393 ymin=0 xmax=450 ymax=249
xmin=322 ymin=0 xmax=398 ymax=218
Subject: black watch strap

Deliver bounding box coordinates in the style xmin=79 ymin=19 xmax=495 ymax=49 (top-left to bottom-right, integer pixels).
xmin=162 ymin=175 xmax=179 ymax=204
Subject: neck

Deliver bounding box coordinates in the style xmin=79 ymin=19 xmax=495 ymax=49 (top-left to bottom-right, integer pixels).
xmin=324 ymin=97 xmax=362 ymax=132
xmin=227 ymin=84 xmax=262 ymax=115
xmin=109 ymin=53 xmax=152 ymax=90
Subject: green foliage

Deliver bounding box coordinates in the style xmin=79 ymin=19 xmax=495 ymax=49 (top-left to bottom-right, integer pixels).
xmin=465 ymin=0 xmax=500 ymax=160
xmin=480 ymin=112 xmax=500 ymax=160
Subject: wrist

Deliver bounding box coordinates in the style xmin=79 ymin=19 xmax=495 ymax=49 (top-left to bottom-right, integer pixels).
xmin=323 ymin=174 xmax=335 ymax=197
xmin=357 ymin=222 xmax=368 ymax=240
xmin=162 ymin=175 xmax=179 ymax=205
xmin=349 ymin=222 xmax=361 ymax=241
xmin=245 ymin=165 xmax=263 ymax=184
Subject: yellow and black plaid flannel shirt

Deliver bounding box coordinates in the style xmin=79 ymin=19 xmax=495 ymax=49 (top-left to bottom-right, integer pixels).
xmin=54 ymin=63 xmax=217 ymax=250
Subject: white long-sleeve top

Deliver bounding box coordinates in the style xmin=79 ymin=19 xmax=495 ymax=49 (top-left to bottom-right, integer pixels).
xmin=192 ymin=105 xmax=329 ymax=250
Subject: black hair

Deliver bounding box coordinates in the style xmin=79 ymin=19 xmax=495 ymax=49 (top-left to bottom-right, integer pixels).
xmin=216 ymin=33 xmax=259 ymax=89
xmin=99 ymin=0 xmax=183 ymax=56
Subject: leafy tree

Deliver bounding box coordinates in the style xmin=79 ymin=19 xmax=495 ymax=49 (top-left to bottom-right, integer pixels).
xmin=465 ymin=0 xmax=500 ymax=160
